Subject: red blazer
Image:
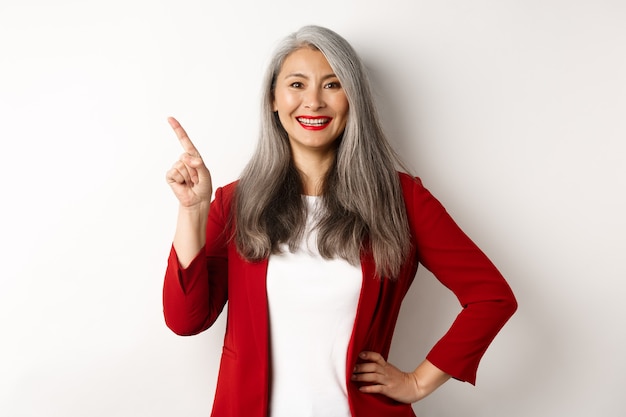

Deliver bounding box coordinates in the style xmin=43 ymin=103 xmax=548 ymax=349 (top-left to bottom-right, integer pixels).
xmin=163 ymin=173 xmax=517 ymax=417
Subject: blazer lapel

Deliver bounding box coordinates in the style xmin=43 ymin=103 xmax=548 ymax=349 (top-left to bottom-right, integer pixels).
xmin=245 ymin=258 xmax=270 ymax=358
xmin=348 ymin=252 xmax=382 ymax=358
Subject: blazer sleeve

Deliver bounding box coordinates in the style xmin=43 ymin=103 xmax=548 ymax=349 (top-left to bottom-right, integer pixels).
xmin=402 ymin=175 xmax=517 ymax=384
xmin=162 ymin=186 xmax=231 ymax=336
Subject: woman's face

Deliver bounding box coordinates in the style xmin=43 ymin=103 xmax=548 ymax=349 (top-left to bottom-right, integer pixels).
xmin=273 ymin=47 xmax=349 ymax=158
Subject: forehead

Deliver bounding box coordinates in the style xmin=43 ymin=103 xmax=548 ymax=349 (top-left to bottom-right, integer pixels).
xmin=277 ymin=47 xmax=334 ymax=77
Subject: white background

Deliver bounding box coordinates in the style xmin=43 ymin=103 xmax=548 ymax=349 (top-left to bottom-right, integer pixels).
xmin=1 ymin=1 xmax=624 ymax=416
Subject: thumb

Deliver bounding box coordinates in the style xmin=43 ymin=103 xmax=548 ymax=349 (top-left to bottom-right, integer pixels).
xmin=190 ymin=156 xmax=212 ymax=184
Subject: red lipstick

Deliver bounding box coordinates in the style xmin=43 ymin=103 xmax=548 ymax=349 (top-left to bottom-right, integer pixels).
xmin=296 ymin=116 xmax=332 ymax=131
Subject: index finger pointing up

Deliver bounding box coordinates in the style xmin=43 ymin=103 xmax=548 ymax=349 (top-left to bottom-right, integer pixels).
xmin=168 ymin=117 xmax=200 ymax=156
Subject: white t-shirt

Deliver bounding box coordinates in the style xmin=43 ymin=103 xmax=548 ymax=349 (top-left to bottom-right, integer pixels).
xmin=266 ymin=196 xmax=363 ymax=417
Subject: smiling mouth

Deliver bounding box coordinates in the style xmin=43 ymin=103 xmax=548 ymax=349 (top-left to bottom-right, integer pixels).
xmin=296 ymin=116 xmax=332 ymax=129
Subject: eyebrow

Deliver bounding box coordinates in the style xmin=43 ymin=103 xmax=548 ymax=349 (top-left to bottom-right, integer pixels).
xmin=283 ymin=72 xmax=338 ymax=81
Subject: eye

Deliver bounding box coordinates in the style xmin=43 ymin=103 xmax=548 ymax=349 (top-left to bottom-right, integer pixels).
xmin=324 ymin=81 xmax=341 ymax=89
xmin=289 ymin=81 xmax=304 ymax=88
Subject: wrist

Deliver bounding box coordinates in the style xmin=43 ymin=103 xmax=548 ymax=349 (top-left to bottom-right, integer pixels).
xmin=411 ymin=360 xmax=451 ymax=401
xmin=179 ymin=199 xmax=210 ymax=211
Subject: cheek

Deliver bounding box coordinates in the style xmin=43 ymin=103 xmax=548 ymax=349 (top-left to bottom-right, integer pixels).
xmin=334 ymin=95 xmax=349 ymax=119
xmin=337 ymin=104 xmax=349 ymax=127
xmin=277 ymin=112 xmax=291 ymax=130
xmin=274 ymin=89 xmax=299 ymax=113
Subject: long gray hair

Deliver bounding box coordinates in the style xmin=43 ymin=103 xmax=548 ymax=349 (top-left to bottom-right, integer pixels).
xmin=234 ymin=25 xmax=410 ymax=278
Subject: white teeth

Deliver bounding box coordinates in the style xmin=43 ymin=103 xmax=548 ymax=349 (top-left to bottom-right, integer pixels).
xmin=297 ymin=117 xmax=329 ymax=126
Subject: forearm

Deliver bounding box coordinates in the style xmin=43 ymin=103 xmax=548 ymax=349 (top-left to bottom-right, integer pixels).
xmin=173 ymin=202 xmax=210 ymax=268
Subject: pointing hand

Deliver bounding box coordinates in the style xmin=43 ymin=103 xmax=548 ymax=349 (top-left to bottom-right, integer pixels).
xmin=165 ymin=117 xmax=213 ymax=208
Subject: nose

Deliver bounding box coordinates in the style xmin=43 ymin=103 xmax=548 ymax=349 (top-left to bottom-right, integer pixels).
xmin=303 ymin=87 xmax=325 ymax=110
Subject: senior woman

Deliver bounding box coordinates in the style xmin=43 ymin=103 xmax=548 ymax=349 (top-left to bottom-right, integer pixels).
xmin=163 ymin=25 xmax=517 ymax=417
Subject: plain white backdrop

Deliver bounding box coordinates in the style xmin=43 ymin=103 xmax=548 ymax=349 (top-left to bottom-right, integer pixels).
xmin=1 ymin=0 xmax=624 ymax=416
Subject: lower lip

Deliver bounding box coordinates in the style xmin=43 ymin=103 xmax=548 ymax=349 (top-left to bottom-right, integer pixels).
xmin=297 ymin=119 xmax=331 ymax=131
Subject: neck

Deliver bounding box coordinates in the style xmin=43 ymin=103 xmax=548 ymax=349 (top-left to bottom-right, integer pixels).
xmin=292 ymin=150 xmax=335 ymax=196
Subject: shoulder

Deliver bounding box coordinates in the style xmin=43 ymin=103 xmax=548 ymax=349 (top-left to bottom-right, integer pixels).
xmin=210 ymin=180 xmax=240 ymax=217
xmin=397 ymin=172 xmax=448 ymax=220
xmin=214 ymin=180 xmax=240 ymax=202
xmin=397 ymin=171 xmax=426 ymax=198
